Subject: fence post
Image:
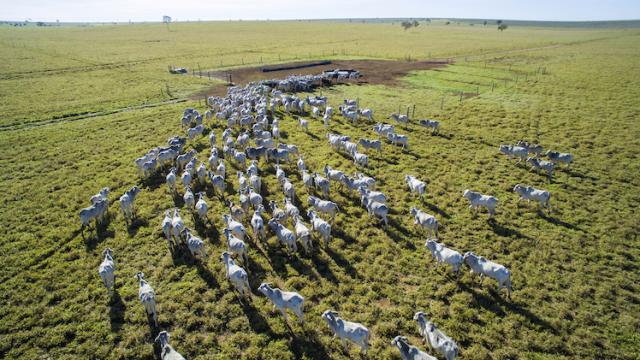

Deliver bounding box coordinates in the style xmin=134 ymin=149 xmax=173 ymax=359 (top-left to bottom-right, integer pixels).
xmin=491 ymin=82 xmax=495 ymax=92
xmin=440 ymin=96 xmax=444 ymax=110
xmin=412 ymin=104 xmax=416 ymax=118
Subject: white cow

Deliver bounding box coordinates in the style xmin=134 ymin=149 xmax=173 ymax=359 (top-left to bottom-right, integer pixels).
xmin=135 ymin=272 xmax=157 ymax=326
xmin=363 ymin=197 xmax=389 ymax=226
xmin=307 ymin=210 xmax=331 ymax=248
xmin=499 ymin=144 xmax=528 ymax=163
xmin=321 ymin=310 xmax=370 ymax=354
xmin=463 ymin=189 xmax=498 ymax=217
xmin=513 ymin=184 xmax=551 ymax=209
xmin=546 ymin=150 xmax=573 ymax=167
xmin=223 ymin=214 xmax=246 ymax=241
xmin=414 ymin=312 xmax=458 ymax=360
xmin=119 ymin=186 xmax=141 ymax=223
xmin=161 ymin=210 xmax=173 ymax=246
xmin=405 ymin=175 xmax=426 ymax=197
xmin=251 ymin=205 xmax=266 ymax=242
xmin=391 ymin=335 xmax=436 ymax=360
xmin=98 ymin=248 xmax=116 ymax=292
xmin=425 ymin=239 xmax=463 ymax=274
xmin=258 ymin=283 xmax=305 ymax=324
xmin=267 ymin=219 xmax=297 ymax=254
xmin=166 ymin=167 xmax=177 ymax=193
xmin=224 ymin=228 xmax=248 ymax=265
xmin=293 ymin=215 xmax=312 ymax=254
xmin=463 ymin=252 xmax=513 ymax=298
xmin=195 ymin=192 xmax=208 ymax=222
xmin=187 ymin=124 xmax=205 ymax=140
xmin=183 ymin=186 xmax=195 ymax=210
xmin=410 ymin=208 xmax=438 ymax=238
xmin=388 ymin=132 xmax=409 ymax=149
xmin=182 ymin=228 xmax=207 ymax=259
xmin=308 ymin=196 xmax=339 ymax=223
xmin=220 ymin=252 xmax=252 ymax=302
xmin=155 ymin=331 xmax=186 ymax=360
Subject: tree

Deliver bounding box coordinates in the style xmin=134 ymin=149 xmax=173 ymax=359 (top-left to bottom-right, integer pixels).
xmin=498 ymin=24 xmax=508 ymax=31
xmin=412 ymin=20 xmax=419 ymax=28
xmin=497 ymin=20 xmax=503 ymax=25
xmin=483 ymin=20 xmax=488 ymax=26
xmin=401 ymin=21 xmax=413 ymax=30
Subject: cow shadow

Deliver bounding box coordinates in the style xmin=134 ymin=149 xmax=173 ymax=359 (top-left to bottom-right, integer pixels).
xmin=191 ymin=142 xmax=209 ymax=153
xmin=333 ymin=228 xmax=357 ymax=245
xmin=289 ymin=256 xmax=319 ymax=281
xmin=139 ymin=172 xmax=166 ymax=190
xmin=84 ymin=226 xmax=115 ymax=252
xmin=291 ymin=328 xmax=332 ymax=360
xmin=325 ymin=247 xmax=358 ymax=279
xmin=538 ymin=212 xmax=582 ymax=232
xmin=459 ymin=281 xmax=557 ymax=333
xmin=127 ymin=218 xmax=148 ymax=237
xmin=109 ymin=289 xmax=126 ymax=332
xmin=563 ymin=168 xmax=597 ymax=181
xmin=241 ymin=301 xmax=276 ymax=338
xmin=422 ymin=200 xmax=451 ymax=219
xmin=305 ymin=132 xmax=320 ymax=140
xmin=311 ymin=251 xmax=339 ymax=283
xmin=433 ymin=132 xmax=453 ymax=140
xmin=170 ymin=247 xmax=219 ymax=288
xmin=195 ymin=261 xmax=219 ymax=289
xmin=488 ymin=219 xmax=534 ymax=241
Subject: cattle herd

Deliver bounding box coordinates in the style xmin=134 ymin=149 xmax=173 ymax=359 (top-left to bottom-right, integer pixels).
xmin=81 ymin=69 xmax=575 ymax=359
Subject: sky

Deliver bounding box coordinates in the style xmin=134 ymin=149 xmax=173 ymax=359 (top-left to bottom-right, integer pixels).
xmin=2 ymin=0 xmax=640 ymax=23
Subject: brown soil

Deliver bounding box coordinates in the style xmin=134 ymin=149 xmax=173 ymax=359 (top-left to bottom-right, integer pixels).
xmin=193 ymin=59 xmax=450 ymax=99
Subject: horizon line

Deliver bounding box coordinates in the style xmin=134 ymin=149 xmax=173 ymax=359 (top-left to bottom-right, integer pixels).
xmin=2 ymin=17 xmax=640 ymax=24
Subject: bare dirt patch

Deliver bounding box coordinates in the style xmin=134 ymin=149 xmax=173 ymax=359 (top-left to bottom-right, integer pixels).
xmin=193 ymin=59 xmax=450 ymax=99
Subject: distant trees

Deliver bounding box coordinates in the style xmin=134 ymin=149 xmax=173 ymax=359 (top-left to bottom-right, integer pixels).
xmin=401 ymin=20 xmax=420 ymax=30
xmin=483 ymin=20 xmax=488 ymax=26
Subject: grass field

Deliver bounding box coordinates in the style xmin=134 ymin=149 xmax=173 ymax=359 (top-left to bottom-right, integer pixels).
xmin=0 ymin=21 xmax=639 ymax=359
